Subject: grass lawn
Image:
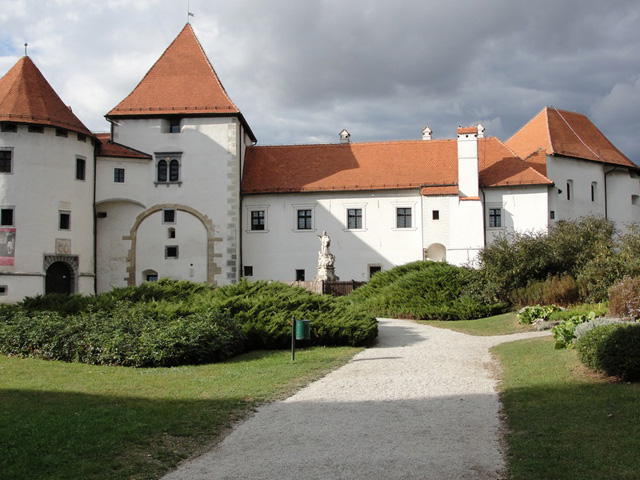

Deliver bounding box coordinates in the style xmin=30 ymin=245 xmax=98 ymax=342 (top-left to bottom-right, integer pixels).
xmin=421 ymin=311 xmax=532 ymax=336
xmin=0 ymin=346 xmax=360 ymax=480
xmin=493 ymin=336 xmax=640 ymax=480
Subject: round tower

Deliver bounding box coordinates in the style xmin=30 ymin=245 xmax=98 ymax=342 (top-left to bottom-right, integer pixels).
xmin=0 ymin=56 xmax=96 ymax=302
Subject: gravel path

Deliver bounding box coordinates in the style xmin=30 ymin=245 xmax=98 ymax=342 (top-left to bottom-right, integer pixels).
xmin=162 ymin=318 xmax=550 ymax=480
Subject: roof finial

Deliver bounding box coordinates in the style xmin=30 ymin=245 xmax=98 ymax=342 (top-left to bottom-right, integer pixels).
xmin=24 ymin=43 xmax=28 ymax=56
xmin=187 ymin=0 xmax=195 ymax=23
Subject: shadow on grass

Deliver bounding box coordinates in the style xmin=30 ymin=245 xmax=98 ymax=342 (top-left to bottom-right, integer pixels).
xmin=496 ymin=338 xmax=640 ymax=480
xmin=0 ymin=389 xmax=247 ymax=480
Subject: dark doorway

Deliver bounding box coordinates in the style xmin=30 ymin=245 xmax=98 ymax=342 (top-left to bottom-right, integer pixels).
xmin=45 ymin=261 xmax=72 ymax=294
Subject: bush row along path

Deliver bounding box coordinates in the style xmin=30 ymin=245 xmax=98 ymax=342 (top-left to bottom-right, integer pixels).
xmin=162 ymin=318 xmax=550 ymax=480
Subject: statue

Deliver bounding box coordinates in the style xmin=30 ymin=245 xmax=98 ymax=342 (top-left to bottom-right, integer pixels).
xmin=315 ymin=231 xmax=339 ymax=281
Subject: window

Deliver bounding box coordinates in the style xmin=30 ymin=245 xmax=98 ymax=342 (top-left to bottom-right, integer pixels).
xmin=396 ymin=207 xmax=412 ymax=228
xmin=163 ymin=209 xmax=176 ymax=224
xmin=566 ymin=180 xmax=573 ymax=201
xmin=1 ymin=208 xmax=14 ymax=226
xmin=432 ymin=210 xmax=440 ymax=220
xmin=369 ymin=265 xmax=382 ymax=278
xmin=114 ymin=167 xmax=125 ymax=183
xmin=0 ymin=285 xmax=7 ymax=295
xmin=550 ymin=210 xmax=555 ymax=220
xmin=591 ymin=182 xmax=597 ymax=202
xmin=28 ymin=125 xmax=44 ymax=134
xmin=77 ymin=133 xmax=86 ymax=142
xmin=59 ymin=211 xmax=70 ymax=230
xmin=157 ymin=159 xmax=167 ymax=182
xmin=295 ymin=269 xmax=305 ymax=281
xmin=488 ymin=208 xmax=501 ymax=228
xmin=156 ymin=154 xmax=181 ymax=183
xmin=169 ymin=118 xmax=181 ymax=133
xmin=633 ymin=195 xmax=640 ymax=206
xmin=347 ymin=208 xmax=362 ymax=229
xmin=1 ymin=123 xmax=17 ymax=132
xmin=76 ymin=158 xmax=86 ymax=181
xmin=146 ymin=274 xmax=158 ymax=282
xmin=297 ymin=209 xmax=312 ymax=230
xmin=0 ymin=150 xmax=12 ymax=173
xmin=243 ymin=266 xmax=254 ymax=277
xmin=251 ymin=210 xmax=265 ymax=231
xmin=168 ymin=227 xmax=176 ymax=239
xmin=56 ymin=128 xmax=68 ymax=138
xmin=165 ymin=246 xmax=179 ymax=259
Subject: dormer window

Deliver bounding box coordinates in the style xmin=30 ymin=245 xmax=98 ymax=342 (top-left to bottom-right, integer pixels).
xmin=169 ymin=119 xmax=181 ymax=133
xmin=162 ymin=118 xmax=182 ymax=134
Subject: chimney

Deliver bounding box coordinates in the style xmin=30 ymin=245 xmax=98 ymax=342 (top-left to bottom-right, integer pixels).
xmin=339 ymin=129 xmax=351 ymax=144
xmin=457 ymin=124 xmax=483 ymax=198
xmin=422 ymin=125 xmax=432 ymax=140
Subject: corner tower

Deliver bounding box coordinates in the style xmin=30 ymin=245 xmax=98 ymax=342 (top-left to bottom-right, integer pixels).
xmin=99 ymin=24 xmax=255 ymax=289
xmin=0 ymin=56 xmax=96 ymax=302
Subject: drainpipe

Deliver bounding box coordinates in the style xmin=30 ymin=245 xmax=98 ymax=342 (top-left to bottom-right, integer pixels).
xmin=480 ymin=188 xmax=486 ymax=248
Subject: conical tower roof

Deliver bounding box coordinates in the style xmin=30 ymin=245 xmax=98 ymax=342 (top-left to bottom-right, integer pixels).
xmin=0 ymin=56 xmax=92 ymax=136
xmin=107 ymin=24 xmax=240 ymax=118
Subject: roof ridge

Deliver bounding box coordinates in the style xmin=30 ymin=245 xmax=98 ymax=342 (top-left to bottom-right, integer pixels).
xmin=248 ymin=138 xmax=459 ymax=149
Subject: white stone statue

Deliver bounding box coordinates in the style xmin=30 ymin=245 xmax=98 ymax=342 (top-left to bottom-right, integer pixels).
xmin=315 ymin=230 xmax=338 ymax=281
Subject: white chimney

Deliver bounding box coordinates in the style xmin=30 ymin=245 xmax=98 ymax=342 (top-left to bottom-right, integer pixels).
xmin=422 ymin=125 xmax=432 ymax=140
xmin=339 ymin=129 xmax=351 ymax=144
xmin=457 ymin=124 xmax=483 ymax=198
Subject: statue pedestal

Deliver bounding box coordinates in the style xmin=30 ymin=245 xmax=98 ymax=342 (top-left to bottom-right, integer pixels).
xmin=315 ymin=253 xmax=339 ymax=281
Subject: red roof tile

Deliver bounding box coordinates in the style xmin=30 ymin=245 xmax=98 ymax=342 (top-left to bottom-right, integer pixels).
xmin=242 ymin=137 xmax=551 ymax=195
xmin=506 ymin=107 xmax=637 ymax=169
xmin=479 ymin=138 xmax=552 ymax=187
xmin=107 ymin=24 xmax=239 ymax=117
xmin=96 ymin=133 xmax=151 ymax=159
xmin=0 ymin=56 xmax=92 ymax=136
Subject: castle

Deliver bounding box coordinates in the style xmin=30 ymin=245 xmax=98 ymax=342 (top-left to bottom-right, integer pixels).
xmin=1 ymin=24 xmax=638 ymax=302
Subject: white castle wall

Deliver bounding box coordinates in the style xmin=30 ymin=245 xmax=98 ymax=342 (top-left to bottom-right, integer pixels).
xmin=0 ymin=125 xmax=95 ymax=302
xmin=241 ymin=190 xmax=423 ymax=282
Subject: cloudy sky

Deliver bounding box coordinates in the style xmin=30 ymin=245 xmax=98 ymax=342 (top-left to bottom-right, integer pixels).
xmin=1 ymin=0 xmax=639 ymax=161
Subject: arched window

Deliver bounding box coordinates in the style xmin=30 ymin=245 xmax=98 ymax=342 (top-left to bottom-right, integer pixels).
xmin=169 ymin=159 xmax=180 ymax=182
xmin=157 ymin=160 xmax=167 ymax=182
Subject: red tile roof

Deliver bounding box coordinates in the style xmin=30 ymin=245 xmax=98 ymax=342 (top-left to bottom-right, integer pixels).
xmin=506 ymin=107 xmax=637 ymax=169
xmin=0 ymin=56 xmax=92 ymax=136
xmin=107 ymin=24 xmax=239 ymax=118
xmin=96 ymin=133 xmax=151 ymax=159
xmin=242 ymin=137 xmax=551 ymax=195
xmin=479 ymin=137 xmax=552 ymax=187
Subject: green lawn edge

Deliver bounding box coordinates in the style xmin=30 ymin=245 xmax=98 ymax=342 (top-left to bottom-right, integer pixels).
xmin=0 ymin=346 xmax=361 ymax=480
xmin=420 ymin=311 xmax=532 ymax=336
xmin=493 ymin=336 xmax=640 ymax=480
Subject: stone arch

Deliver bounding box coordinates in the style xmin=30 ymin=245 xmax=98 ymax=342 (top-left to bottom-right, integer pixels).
xmin=123 ymin=204 xmax=221 ymax=287
xmin=43 ymin=255 xmax=78 ymax=294
xmin=424 ymin=243 xmax=446 ymax=262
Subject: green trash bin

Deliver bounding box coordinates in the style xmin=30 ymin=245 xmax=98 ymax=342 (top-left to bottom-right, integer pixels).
xmin=295 ymin=319 xmax=311 ymax=341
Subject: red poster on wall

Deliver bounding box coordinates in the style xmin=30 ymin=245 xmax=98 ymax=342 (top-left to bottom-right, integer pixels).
xmin=0 ymin=228 xmax=16 ymax=266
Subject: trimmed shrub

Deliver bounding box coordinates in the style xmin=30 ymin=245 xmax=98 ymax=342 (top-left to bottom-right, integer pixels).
xmin=208 ymin=280 xmax=378 ymax=349
xmin=608 ymin=276 xmax=640 ymax=319
xmin=0 ymin=279 xmax=378 ymax=367
xmin=573 ymin=317 xmax=625 ymax=343
xmin=349 ymin=261 xmax=504 ymax=321
xmin=576 ymin=323 xmax=640 ymax=381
